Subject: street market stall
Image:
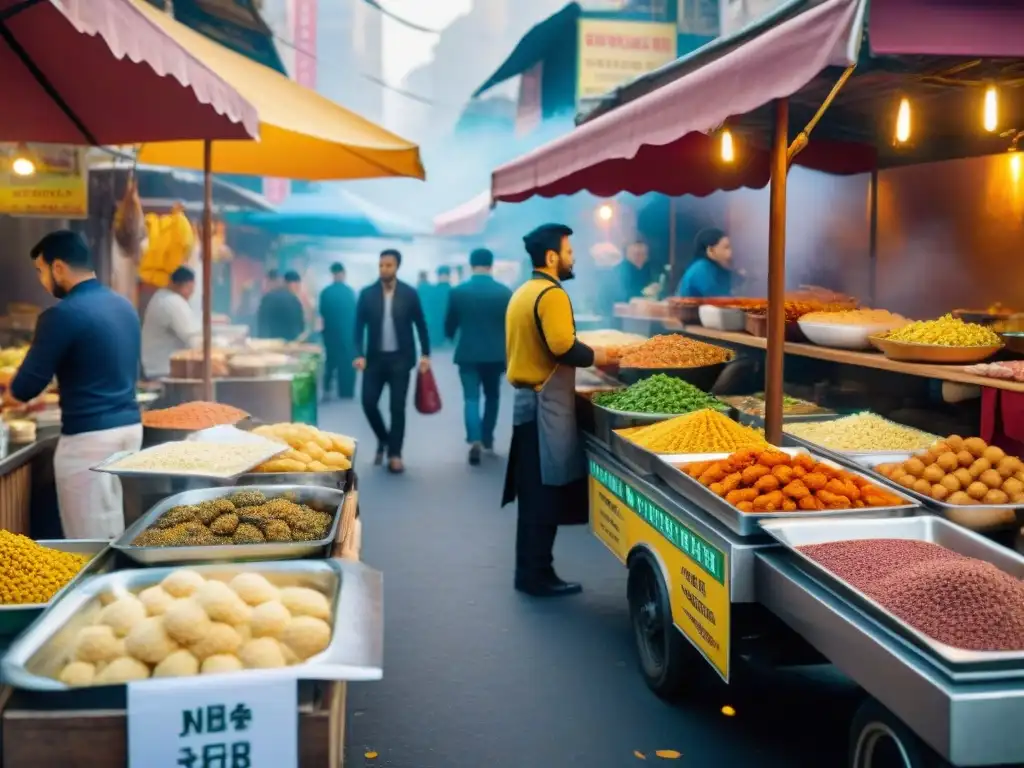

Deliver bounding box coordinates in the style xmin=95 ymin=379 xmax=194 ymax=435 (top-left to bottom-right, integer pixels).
xmin=492 ymin=0 xmax=1024 ymax=763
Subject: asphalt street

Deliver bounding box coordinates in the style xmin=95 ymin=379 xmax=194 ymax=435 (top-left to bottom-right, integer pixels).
xmin=323 ymin=352 xmax=862 ymax=767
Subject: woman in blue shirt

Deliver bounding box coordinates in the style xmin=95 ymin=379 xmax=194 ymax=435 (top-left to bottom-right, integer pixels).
xmin=677 ymin=228 xmax=734 ymax=298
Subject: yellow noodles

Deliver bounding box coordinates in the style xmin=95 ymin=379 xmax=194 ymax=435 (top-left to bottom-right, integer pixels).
xmin=619 ymin=409 xmax=768 ymax=454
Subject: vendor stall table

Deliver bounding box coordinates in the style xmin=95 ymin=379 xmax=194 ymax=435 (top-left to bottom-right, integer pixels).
xmin=0 ymin=430 xmax=59 ymax=537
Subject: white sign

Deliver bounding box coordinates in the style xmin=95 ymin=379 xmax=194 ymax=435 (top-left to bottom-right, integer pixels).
xmin=128 ymin=676 xmax=298 ymax=768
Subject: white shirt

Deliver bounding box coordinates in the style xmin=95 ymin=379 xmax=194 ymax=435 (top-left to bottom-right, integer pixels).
xmin=381 ymin=287 xmax=399 ymax=353
xmin=141 ymin=288 xmax=198 ymax=378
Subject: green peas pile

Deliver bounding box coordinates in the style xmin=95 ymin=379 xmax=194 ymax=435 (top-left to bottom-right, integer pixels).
xmin=593 ymin=374 xmax=724 ymax=415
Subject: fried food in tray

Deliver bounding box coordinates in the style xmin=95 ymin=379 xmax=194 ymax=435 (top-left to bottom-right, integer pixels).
xmin=132 ymin=490 xmax=335 ymax=548
xmin=250 ymin=423 xmax=355 ymax=473
xmin=682 ymin=448 xmax=904 ymax=514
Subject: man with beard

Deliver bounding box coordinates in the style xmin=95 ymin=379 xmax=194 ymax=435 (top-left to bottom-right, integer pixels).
xmin=502 ymin=224 xmax=606 ymax=597
xmin=6 ymin=231 xmax=142 ymax=539
xmin=354 ymin=249 xmax=430 ymax=474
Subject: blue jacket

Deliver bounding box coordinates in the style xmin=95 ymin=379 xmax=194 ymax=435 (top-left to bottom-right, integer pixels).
xmin=445 ymin=274 xmax=512 ymax=366
xmin=677 ymin=258 xmax=733 ymax=299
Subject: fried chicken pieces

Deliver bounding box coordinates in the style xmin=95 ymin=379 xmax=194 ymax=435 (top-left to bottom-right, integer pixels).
xmin=682 ymin=449 xmax=902 ymax=514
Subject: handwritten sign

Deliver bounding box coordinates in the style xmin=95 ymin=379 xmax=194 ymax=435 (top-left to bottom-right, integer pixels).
xmin=127 ymin=676 xmax=298 ymax=768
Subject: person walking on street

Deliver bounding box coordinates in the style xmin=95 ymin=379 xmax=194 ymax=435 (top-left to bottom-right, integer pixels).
xmin=502 ymin=224 xmax=606 ymax=598
xmin=5 ymin=231 xmax=143 ymax=539
xmin=257 ymin=270 xmax=306 ymax=340
xmin=354 ymin=249 xmax=431 ymax=474
xmin=426 ymin=265 xmax=452 ymax=348
xmin=319 ymin=262 xmax=357 ymax=401
xmin=445 ymin=248 xmax=512 ymax=466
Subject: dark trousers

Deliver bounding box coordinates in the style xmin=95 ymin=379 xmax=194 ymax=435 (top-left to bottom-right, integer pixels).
xmin=361 ymin=353 xmax=412 ymax=458
xmin=323 ymin=341 xmax=356 ymax=398
xmin=458 ymin=362 xmax=503 ymax=447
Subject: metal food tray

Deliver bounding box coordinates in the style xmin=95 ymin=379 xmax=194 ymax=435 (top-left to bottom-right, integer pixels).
xmin=93 ymin=441 xmax=287 ymax=481
xmin=653 ymin=448 xmax=921 ymax=537
xmin=759 ymin=515 xmax=1024 ymax=679
xmin=609 ymin=430 xmax=661 ymax=475
xmin=851 ymin=453 xmax=1024 ymax=531
xmin=1 ymin=558 xmax=384 ymax=690
xmin=113 ymin=484 xmax=345 ymax=565
xmin=0 ymin=540 xmax=113 ymax=637
xmin=736 ymin=410 xmax=838 ymax=428
xmin=233 ymin=439 xmax=357 ymax=489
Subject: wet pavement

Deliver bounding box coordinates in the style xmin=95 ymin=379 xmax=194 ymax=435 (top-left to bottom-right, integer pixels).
xmin=323 ymin=352 xmax=862 ymax=767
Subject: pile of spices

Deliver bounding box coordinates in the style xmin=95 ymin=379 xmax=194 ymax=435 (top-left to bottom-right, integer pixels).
xmin=592 ymin=374 xmax=723 ymax=415
xmin=801 ymin=538 xmax=1024 ymax=651
xmin=142 ymin=401 xmax=249 ymax=430
xmin=618 ymin=334 xmax=733 ymax=368
xmin=618 ymin=409 xmax=767 ymax=454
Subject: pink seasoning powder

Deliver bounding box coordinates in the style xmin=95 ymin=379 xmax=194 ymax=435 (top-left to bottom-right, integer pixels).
xmin=799 ymin=538 xmax=1024 ymax=652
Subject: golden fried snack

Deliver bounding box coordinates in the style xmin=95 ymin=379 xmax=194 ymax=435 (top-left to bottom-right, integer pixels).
xmin=741 ymin=464 xmax=770 ymax=485
xmin=257 ymin=458 xmax=306 ymax=473
xmin=754 ymin=474 xmax=780 ymax=493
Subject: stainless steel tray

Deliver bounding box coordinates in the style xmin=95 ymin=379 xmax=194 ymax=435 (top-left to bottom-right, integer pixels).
xmin=113 ymin=484 xmax=345 ymax=565
xmin=0 ymin=540 xmax=113 ymax=637
xmin=759 ymin=515 xmax=1024 ymax=678
xmin=736 ymin=411 xmax=838 ymax=428
xmin=653 ymin=448 xmax=921 ymax=537
xmin=852 ymin=453 xmax=1024 ymax=532
xmin=94 ymin=441 xmax=286 ymax=481
xmin=233 ymin=469 xmax=351 ymax=490
xmin=609 ymin=430 xmax=660 ymax=475
xmin=1 ymin=559 xmax=384 ymax=690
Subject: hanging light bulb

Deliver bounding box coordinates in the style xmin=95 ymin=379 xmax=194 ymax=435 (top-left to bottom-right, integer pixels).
xmin=984 ymin=86 xmax=999 ymax=132
xmin=894 ymin=97 xmax=912 ymax=144
xmin=11 ymin=144 xmax=35 ymax=177
xmin=720 ymin=129 xmax=735 ymax=163
xmin=596 ymin=203 xmax=613 ymax=223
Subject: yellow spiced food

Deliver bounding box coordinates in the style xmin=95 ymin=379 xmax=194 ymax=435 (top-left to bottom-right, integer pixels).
xmin=0 ymin=530 xmax=89 ymax=605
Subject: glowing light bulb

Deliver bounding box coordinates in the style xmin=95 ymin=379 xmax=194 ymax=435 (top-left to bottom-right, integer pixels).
xmin=597 ymin=203 xmax=613 ymax=222
xmin=895 ymin=98 xmax=911 ymax=144
xmin=1011 ymin=152 xmax=1021 ymax=183
xmin=11 ymin=156 xmax=34 ymax=177
xmin=720 ymin=129 xmax=735 ymax=163
xmin=984 ymin=86 xmax=999 ymax=132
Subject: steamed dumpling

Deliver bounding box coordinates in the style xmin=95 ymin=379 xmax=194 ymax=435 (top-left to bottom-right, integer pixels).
xmin=96 ymin=656 xmax=150 ymax=683
xmin=125 ymin=617 xmax=179 ymax=665
xmin=73 ymin=625 xmax=122 ymax=664
xmin=195 ymin=580 xmax=251 ymax=625
xmin=279 ymin=587 xmax=330 ymax=621
xmin=250 ymin=600 xmax=290 ymax=639
xmin=189 ymin=622 xmax=242 ymax=661
xmin=153 ymin=649 xmax=200 ymax=678
xmin=279 ymin=616 xmax=331 ymax=660
xmin=201 ymin=654 xmax=244 ymax=675
xmin=98 ymin=596 xmax=147 ymax=638
xmin=163 ymin=599 xmax=212 ymax=645
xmin=228 ymin=573 xmax=279 ymax=606
xmin=138 ymin=585 xmax=176 ymax=616
xmin=161 ymin=569 xmax=206 ymax=598
xmin=59 ymin=661 xmax=96 ymax=686
xmin=238 ymin=637 xmax=286 ymax=669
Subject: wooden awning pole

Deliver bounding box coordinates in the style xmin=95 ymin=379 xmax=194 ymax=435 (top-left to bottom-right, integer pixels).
xmin=764 ymin=99 xmax=790 ymax=445
xmin=201 ymin=139 xmax=213 ymax=402
xmin=867 ymin=168 xmax=879 ymax=307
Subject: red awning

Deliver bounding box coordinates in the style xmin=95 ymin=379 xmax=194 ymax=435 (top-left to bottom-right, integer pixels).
xmin=433 ymin=191 xmax=491 ymax=237
xmin=869 ymin=0 xmax=1024 ymax=58
xmin=0 ymin=0 xmax=258 ymax=144
xmin=491 ymin=0 xmax=864 ymax=203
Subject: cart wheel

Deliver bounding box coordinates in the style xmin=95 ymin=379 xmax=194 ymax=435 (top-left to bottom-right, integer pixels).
xmin=849 ymin=698 xmax=949 ymax=768
xmin=627 ymin=551 xmax=692 ymax=700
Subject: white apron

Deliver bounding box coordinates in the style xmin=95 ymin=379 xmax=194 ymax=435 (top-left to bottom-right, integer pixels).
xmin=54 ymin=423 xmax=143 ymax=539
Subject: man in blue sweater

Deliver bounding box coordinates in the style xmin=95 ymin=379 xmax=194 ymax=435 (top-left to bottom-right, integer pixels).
xmin=6 ymin=231 xmax=142 ymax=539
xmin=445 ymin=248 xmax=512 ymax=465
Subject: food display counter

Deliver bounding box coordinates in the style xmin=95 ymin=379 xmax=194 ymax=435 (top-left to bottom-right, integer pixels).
xmin=159 ymin=375 xmax=313 ymax=426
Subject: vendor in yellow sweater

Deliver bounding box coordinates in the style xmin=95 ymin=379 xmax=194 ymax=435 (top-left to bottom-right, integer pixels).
xmin=502 ymin=223 xmax=607 ymax=598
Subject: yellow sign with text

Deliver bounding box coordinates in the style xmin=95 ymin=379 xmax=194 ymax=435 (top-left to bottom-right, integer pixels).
xmin=0 ymin=144 xmax=88 ymax=218
xmin=576 ymin=18 xmax=678 ymax=104
xmin=589 ymin=462 xmax=730 ymax=680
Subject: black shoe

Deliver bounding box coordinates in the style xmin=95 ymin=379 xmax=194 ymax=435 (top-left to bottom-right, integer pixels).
xmin=514 ymin=574 xmax=582 ymax=598
xmin=388 ymin=457 xmax=405 ymax=474
xmin=468 ymin=444 xmax=482 ymax=466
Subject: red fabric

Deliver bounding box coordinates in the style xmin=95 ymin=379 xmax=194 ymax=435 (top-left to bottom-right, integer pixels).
xmin=0 ymin=0 xmax=257 ymax=144
xmin=869 ymin=0 xmax=1024 ymax=57
xmin=415 ymin=369 xmax=442 ymax=415
xmin=980 ymin=388 xmax=1024 ymax=457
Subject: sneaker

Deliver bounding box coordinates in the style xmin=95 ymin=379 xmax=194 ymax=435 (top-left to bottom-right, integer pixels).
xmin=468 ymin=443 xmax=482 ymax=466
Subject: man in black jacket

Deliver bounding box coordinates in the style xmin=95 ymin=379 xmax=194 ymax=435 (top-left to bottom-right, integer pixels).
xmin=257 ymin=270 xmax=305 ymax=340
xmin=354 ymin=249 xmax=430 ymax=473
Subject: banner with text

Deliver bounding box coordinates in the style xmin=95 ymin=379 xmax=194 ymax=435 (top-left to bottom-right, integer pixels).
xmin=576 ymin=18 xmax=678 ymax=107
xmin=0 ymin=144 xmax=88 ymax=218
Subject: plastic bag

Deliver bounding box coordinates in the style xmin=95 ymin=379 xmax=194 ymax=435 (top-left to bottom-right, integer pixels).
xmin=414 ymin=368 xmax=442 ymax=415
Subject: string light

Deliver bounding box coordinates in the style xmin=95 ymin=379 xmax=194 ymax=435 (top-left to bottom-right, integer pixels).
xmin=984 ymin=86 xmax=999 ymax=132
xmin=894 ymin=98 xmax=911 ymax=144
xmin=720 ymin=129 xmax=735 ymax=162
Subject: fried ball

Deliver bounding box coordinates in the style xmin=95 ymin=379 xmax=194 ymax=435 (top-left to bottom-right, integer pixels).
xmin=890 ymin=466 xmax=906 ymax=481
xmin=164 ymin=599 xmax=213 ymax=644
xmin=953 ymin=468 xmax=973 ymax=487
xmin=964 ymin=437 xmax=988 ymax=457
xmin=931 ymin=484 xmax=949 ymax=501
xmin=279 ymin=616 xmax=331 ymax=661
xmin=931 ymin=441 xmax=953 ymax=455
xmin=232 ymin=523 xmax=265 ymax=544
xmin=238 ymin=637 xmax=286 ymax=669
xmin=980 ymin=469 xmax=1004 ymax=489
xmin=912 ymin=478 xmax=933 ymax=495
xmin=229 ymin=490 xmax=267 ymax=508
xmin=940 ymin=474 xmax=961 ymax=492
xmin=966 ymin=481 xmax=989 ymax=501
xmin=983 ymin=445 xmax=1006 ymax=464
xmin=153 ymin=649 xmax=200 ymax=678
xmin=969 ymin=458 xmax=992 ymax=478
xmin=155 ymin=505 xmax=198 ymax=528
xmin=263 ymin=519 xmax=293 ymax=542
xmin=73 ymin=625 xmax=122 ymax=664
xmin=998 ymin=456 xmax=1023 ymax=476
xmin=876 ymin=464 xmax=894 ymax=478
xmin=279 ymin=587 xmax=331 ymax=621
xmin=1002 ymin=477 xmax=1024 ymax=497
xmin=125 ymin=617 xmax=180 ymax=665
xmin=96 ymin=656 xmax=150 ymax=684
xmin=161 ymin=569 xmax=206 ymax=598
xmin=948 ymin=491 xmax=972 ymax=505
xmin=984 ymin=489 xmax=1010 ymax=505
xmin=138 ymin=585 xmax=176 ymax=617
xmin=229 ymin=573 xmax=280 ymax=606
xmin=250 ymin=600 xmax=291 ymax=639
xmin=59 ymin=661 xmax=96 ymax=687
xmin=956 ymin=450 xmax=975 ymax=468
xmin=922 ymin=465 xmax=944 ymax=484
xmin=936 ymin=452 xmax=959 ymax=473
xmin=189 ymin=622 xmax=242 ymax=661
xmin=200 ymin=654 xmax=244 ymax=675
xmin=98 ymin=596 xmax=147 ymax=638
xmin=210 ymin=512 xmax=240 ymax=535
xmin=945 ymin=435 xmax=965 ymax=452
xmin=195 ymin=580 xmax=251 ymax=625
xmin=903 ymin=458 xmax=925 ymax=477
xmin=1012 ymin=492 xmax=1024 ymax=504
xmin=897 ymin=474 xmax=916 ymax=489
